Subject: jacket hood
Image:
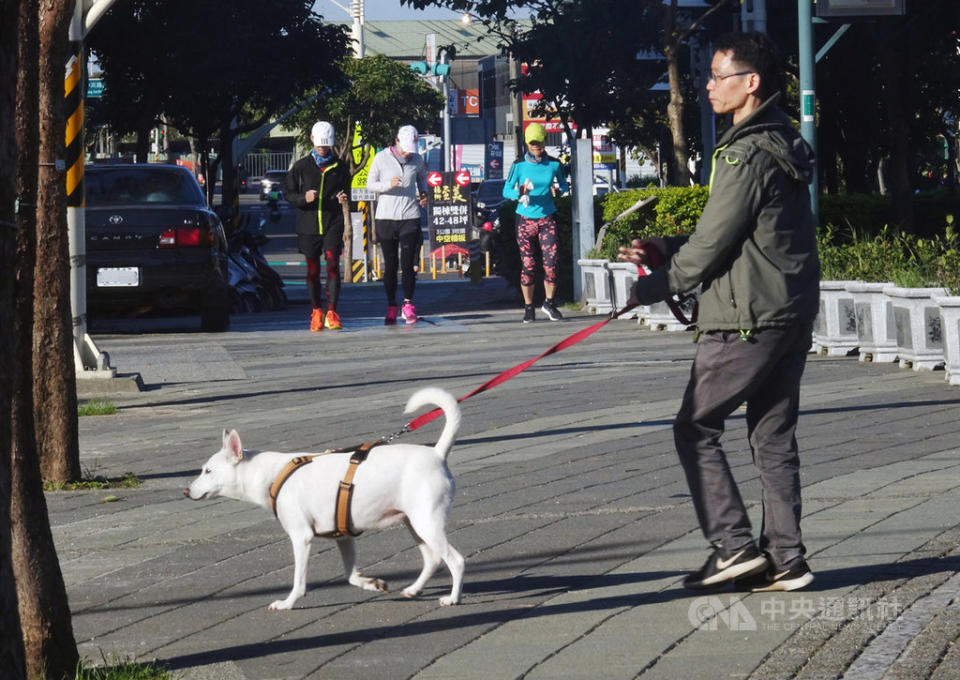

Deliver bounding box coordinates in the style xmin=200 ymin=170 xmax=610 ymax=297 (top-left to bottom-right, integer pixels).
xmin=718 ymin=93 xmax=815 ymax=185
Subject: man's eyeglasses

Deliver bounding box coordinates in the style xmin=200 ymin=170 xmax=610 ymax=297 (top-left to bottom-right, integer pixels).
xmin=708 ymin=70 xmax=754 ymax=83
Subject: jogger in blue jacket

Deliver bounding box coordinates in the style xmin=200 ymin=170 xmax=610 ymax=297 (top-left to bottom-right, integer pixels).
xmin=503 ymin=123 xmax=569 ymax=323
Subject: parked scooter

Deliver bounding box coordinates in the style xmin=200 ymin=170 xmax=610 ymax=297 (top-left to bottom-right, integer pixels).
xmin=214 ymin=205 xmax=269 ymax=313
xmin=226 ymin=249 xmax=265 ymax=313
xmin=238 ymin=220 xmax=286 ymax=311
xmin=474 ymin=206 xmax=501 ymax=274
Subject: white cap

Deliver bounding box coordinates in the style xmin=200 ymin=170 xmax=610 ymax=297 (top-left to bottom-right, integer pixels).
xmin=311 ymin=121 xmax=335 ymax=147
xmin=397 ymin=125 xmax=419 ymax=153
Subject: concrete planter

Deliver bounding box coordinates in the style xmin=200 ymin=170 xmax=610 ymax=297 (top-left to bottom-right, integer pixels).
xmin=883 ymin=286 xmax=947 ymax=371
xmin=578 ymin=259 xmax=612 ymax=315
xmin=847 ymin=281 xmax=898 ymax=363
xmin=812 ymin=281 xmax=859 ymax=356
xmin=933 ymin=295 xmax=960 ymax=385
xmin=640 ymin=298 xmax=696 ymax=331
xmin=607 ymin=262 xmax=641 ymax=319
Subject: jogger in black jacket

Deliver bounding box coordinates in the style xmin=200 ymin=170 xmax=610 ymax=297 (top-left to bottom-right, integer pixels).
xmin=284 ymin=121 xmax=351 ymax=331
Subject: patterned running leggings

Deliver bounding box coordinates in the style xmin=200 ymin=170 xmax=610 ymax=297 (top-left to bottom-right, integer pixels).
xmin=516 ymin=214 xmax=559 ymax=287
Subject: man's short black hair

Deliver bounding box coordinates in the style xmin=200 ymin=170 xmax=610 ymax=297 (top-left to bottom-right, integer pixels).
xmin=712 ymin=31 xmax=784 ymax=102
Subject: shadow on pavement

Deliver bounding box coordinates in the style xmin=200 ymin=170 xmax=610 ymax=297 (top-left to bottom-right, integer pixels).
xmin=160 ymin=569 xmax=688 ymax=672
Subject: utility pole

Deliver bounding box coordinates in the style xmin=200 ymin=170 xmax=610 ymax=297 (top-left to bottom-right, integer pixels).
xmin=68 ymin=0 xmax=121 ymax=379
xmin=508 ymin=25 xmax=524 ymax=160
xmin=330 ymin=0 xmax=365 ymax=58
xmin=440 ymin=48 xmax=451 ymax=171
xmin=741 ymin=0 xmax=767 ymax=33
xmin=797 ymin=0 xmax=818 ymax=221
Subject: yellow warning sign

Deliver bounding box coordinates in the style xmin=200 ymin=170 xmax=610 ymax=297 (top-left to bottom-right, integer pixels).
xmin=351 ymin=122 xmax=373 ymax=190
xmin=351 ymin=258 xmax=365 ymax=283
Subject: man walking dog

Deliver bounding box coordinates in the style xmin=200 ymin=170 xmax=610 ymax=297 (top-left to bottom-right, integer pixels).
xmin=620 ymin=32 xmax=820 ymax=592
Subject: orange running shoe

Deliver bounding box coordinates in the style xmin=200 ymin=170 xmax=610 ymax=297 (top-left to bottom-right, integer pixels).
xmin=324 ymin=309 xmax=342 ymax=330
xmin=310 ymin=308 xmax=324 ymax=332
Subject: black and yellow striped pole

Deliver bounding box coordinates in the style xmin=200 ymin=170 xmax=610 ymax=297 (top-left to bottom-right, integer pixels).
xmin=65 ymin=49 xmax=83 ymax=211
xmin=67 ymin=1 xmax=113 ymax=376
xmin=360 ymin=200 xmax=370 ymax=282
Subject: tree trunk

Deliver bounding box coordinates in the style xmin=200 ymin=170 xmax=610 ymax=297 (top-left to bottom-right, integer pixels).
xmin=877 ymin=37 xmax=915 ymax=232
xmin=663 ymin=0 xmax=691 ymax=188
xmin=135 ymin=125 xmax=151 ymax=163
xmin=664 ymin=45 xmax=691 ymax=187
xmin=219 ymin=128 xmax=237 ymax=229
xmin=16 ymin=1 xmax=82 ymax=677
xmin=1 ymin=0 xmax=29 ymax=675
xmin=35 ymin=0 xmax=80 ymax=482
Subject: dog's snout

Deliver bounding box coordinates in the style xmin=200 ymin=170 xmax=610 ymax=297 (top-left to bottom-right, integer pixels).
xmin=183 ymin=488 xmax=190 ymax=498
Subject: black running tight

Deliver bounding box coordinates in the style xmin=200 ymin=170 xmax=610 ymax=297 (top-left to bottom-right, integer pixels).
xmin=380 ymin=230 xmax=420 ymax=304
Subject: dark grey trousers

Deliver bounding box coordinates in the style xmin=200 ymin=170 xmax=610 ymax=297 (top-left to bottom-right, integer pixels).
xmin=673 ymin=323 xmax=813 ymax=570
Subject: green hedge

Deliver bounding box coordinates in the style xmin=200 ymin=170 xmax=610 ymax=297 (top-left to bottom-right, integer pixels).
xmin=820 ymin=192 xmax=960 ymax=238
xmin=593 ymin=186 xmax=709 ymax=260
xmin=817 ymin=221 xmax=960 ymax=291
xmin=492 ymin=188 xmax=960 ymax=300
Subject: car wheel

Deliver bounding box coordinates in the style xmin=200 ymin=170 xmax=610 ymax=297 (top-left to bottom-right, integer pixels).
xmin=200 ymin=276 xmax=231 ymax=332
xmin=200 ymin=295 xmax=230 ymax=332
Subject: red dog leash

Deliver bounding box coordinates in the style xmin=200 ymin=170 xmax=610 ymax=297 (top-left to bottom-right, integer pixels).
xmin=398 ymin=299 xmax=639 ymax=435
xmin=391 ymin=257 xmax=696 ymax=438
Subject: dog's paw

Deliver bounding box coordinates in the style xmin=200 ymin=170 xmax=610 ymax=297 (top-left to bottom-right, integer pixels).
xmin=439 ymin=594 xmax=460 ymax=606
xmin=268 ymin=599 xmax=293 ymax=611
xmin=402 ymin=586 xmax=421 ymax=599
xmin=351 ymin=574 xmax=389 ymax=593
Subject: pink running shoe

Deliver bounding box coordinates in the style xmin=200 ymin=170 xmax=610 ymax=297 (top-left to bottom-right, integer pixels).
xmin=385 ymin=304 xmax=398 ymax=325
xmin=401 ymin=302 xmax=418 ymax=324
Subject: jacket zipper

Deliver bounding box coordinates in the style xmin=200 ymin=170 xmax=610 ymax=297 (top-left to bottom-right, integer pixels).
xmin=316 ymin=161 xmax=339 ymax=235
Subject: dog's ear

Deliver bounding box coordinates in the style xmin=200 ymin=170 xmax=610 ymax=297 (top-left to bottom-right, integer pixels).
xmin=224 ymin=429 xmax=244 ymax=464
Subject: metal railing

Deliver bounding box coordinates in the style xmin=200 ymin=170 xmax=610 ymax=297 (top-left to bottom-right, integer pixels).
xmin=242 ymin=152 xmax=294 ymax=178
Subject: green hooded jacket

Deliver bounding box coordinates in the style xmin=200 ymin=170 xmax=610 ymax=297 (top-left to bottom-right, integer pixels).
xmin=632 ymin=94 xmax=820 ymax=332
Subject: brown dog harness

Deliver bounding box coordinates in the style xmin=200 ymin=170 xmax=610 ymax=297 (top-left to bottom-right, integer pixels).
xmin=268 ymin=441 xmax=381 ymax=537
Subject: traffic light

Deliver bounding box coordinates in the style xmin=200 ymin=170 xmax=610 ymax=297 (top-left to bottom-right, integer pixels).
xmin=409 ymin=61 xmax=451 ymax=77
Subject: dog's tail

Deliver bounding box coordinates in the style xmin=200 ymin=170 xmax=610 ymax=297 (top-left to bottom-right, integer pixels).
xmin=404 ymin=387 xmax=461 ymax=460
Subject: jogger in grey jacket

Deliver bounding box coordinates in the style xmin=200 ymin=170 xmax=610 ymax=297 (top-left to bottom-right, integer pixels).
xmin=366 ymin=125 xmax=428 ymax=323
xmin=620 ymin=32 xmax=820 ymax=593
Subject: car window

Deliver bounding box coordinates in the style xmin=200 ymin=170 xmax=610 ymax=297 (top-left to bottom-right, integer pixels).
xmin=266 ymin=171 xmax=287 ymax=181
xmin=87 ymin=168 xmax=204 ymax=206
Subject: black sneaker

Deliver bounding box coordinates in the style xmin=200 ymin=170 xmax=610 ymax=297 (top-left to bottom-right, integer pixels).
xmin=735 ymin=557 xmax=814 ymax=592
xmin=683 ymin=544 xmax=768 ymax=590
xmin=541 ymin=299 xmax=563 ymax=321
xmin=522 ymin=305 xmax=536 ymax=323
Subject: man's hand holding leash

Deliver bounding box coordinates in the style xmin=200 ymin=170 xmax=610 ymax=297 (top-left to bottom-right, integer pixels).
xmin=617 ymin=237 xmax=668 ymax=269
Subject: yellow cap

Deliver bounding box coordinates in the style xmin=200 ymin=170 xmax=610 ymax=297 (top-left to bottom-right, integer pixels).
xmin=524 ymin=123 xmax=546 ymax=144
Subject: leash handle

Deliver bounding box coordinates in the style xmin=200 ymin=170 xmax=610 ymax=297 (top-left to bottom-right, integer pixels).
xmin=634 ymin=246 xmax=699 ymax=327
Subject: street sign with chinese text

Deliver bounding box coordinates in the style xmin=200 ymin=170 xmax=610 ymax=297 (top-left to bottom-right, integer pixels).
xmin=486 ymin=142 xmax=503 ymax=180
xmin=87 ymin=78 xmax=105 ymax=98
xmin=427 ymin=171 xmax=474 ymax=251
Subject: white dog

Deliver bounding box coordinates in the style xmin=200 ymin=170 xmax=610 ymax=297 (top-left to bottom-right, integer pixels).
xmin=184 ymin=387 xmax=464 ymax=610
